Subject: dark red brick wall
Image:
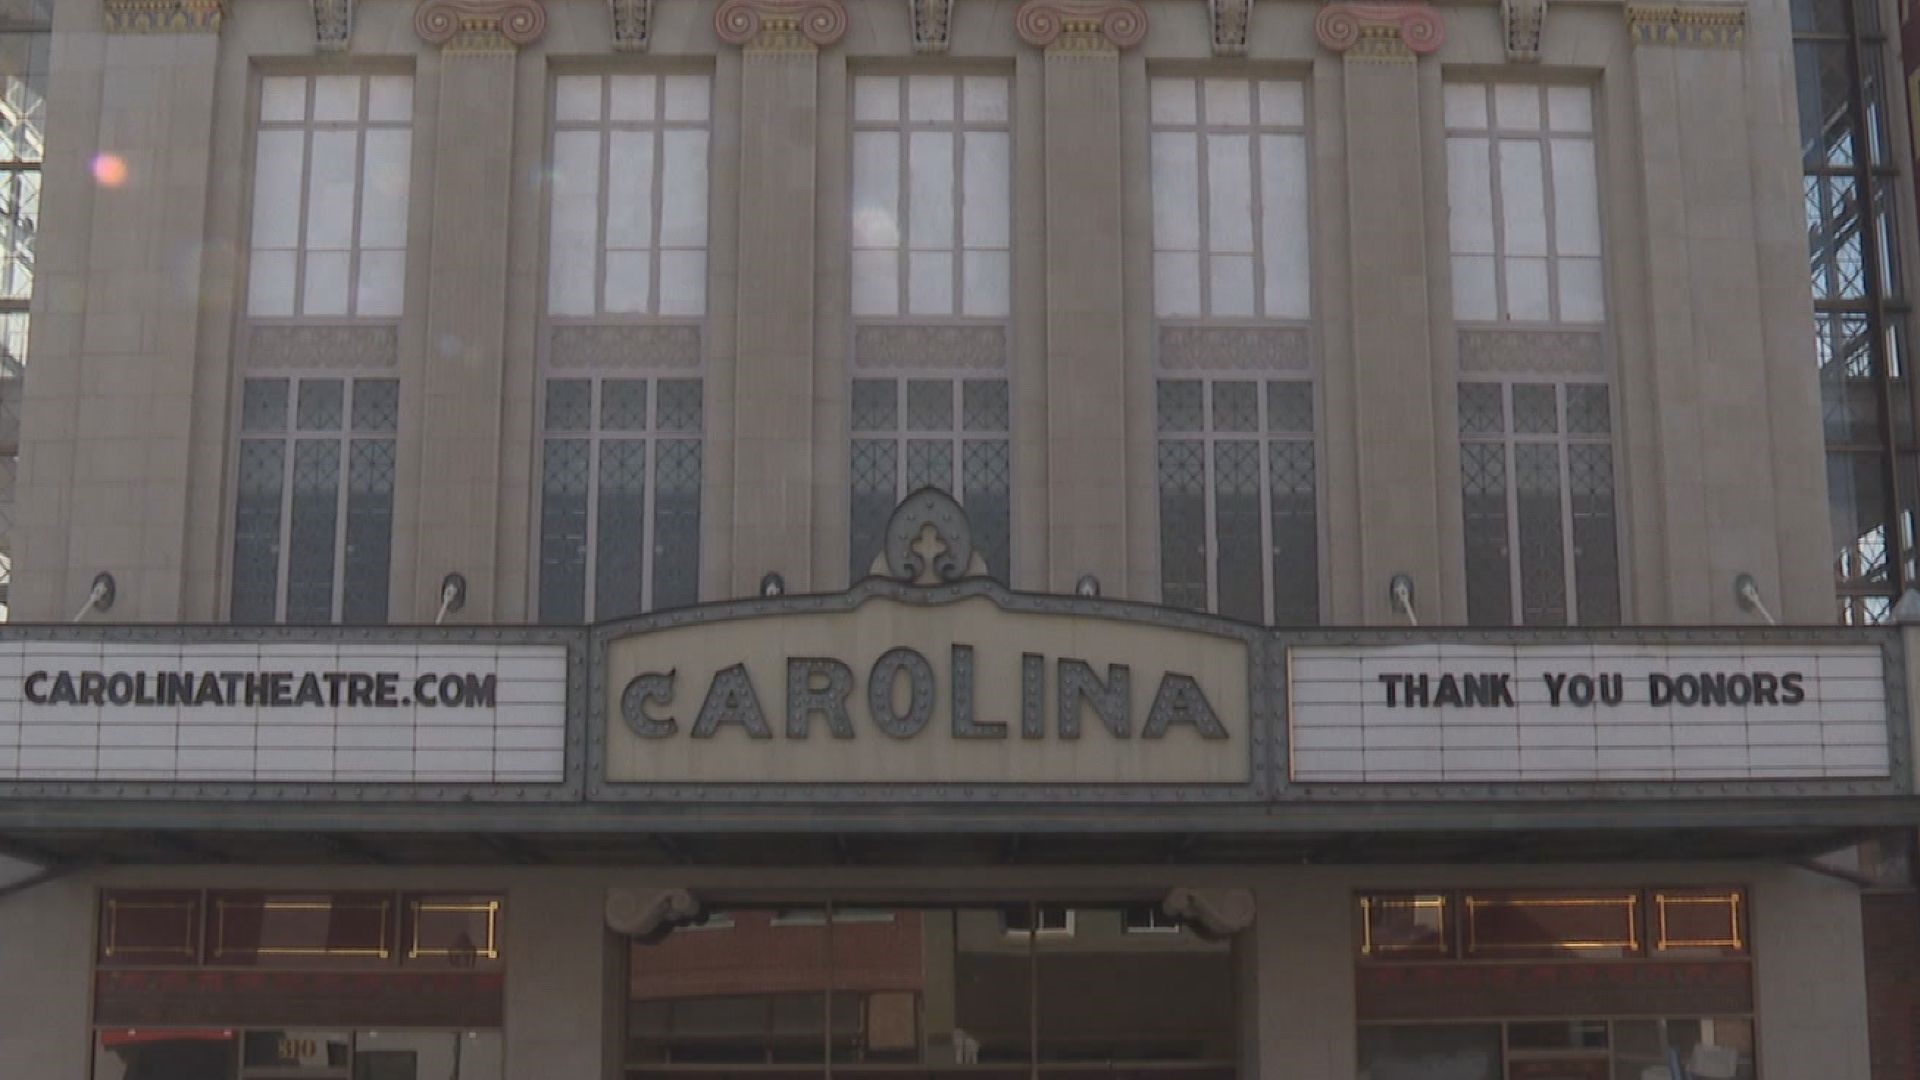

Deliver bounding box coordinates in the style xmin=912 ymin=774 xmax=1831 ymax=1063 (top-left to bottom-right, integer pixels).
xmin=1865 ymin=892 xmax=1920 ymax=1080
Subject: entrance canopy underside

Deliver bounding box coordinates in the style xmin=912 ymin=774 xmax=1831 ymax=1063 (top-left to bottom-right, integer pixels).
xmin=0 ymin=798 xmax=1911 ymax=870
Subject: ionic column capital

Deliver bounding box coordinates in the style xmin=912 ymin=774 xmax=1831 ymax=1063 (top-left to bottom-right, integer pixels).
xmin=1313 ymin=1 xmax=1444 ymax=61
xmin=1014 ymin=0 xmax=1148 ymax=55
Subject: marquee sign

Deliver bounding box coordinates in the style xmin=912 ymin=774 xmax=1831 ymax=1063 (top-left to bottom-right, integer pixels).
xmin=0 ymin=637 xmax=572 ymax=788
xmin=1289 ymin=642 xmax=1890 ymax=783
xmin=599 ymin=594 xmax=1253 ymax=786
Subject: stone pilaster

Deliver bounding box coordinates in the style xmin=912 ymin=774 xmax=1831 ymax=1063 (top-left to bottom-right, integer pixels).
xmin=12 ymin=0 xmax=223 ymax=619
xmin=1017 ymin=0 xmax=1145 ymax=593
xmin=408 ymin=0 xmax=542 ymax=620
xmin=1624 ymin=4 xmax=1817 ymax=620
xmin=1318 ymin=2 xmax=1446 ymax=623
xmin=718 ymin=0 xmax=844 ymax=595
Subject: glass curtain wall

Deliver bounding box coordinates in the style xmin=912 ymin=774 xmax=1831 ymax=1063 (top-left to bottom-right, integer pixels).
xmin=0 ymin=0 xmax=48 ymax=619
xmin=1796 ymin=0 xmax=1917 ymax=621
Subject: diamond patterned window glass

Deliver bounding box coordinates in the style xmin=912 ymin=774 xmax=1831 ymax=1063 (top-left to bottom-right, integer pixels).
xmin=1459 ymin=380 xmax=1618 ymax=626
xmin=249 ymin=74 xmax=412 ymax=319
xmin=538 ymin=375 xmax=704 ymax=621
xmin=350 ymin=379 xmax=399 ymax=433
xmin=231 ymin=376 xmax=396 ymax=624
xmin=1155 ymin=377 xmax=1319 ymax=623
xmin=848 ymin=376 xmax=1011 ymax=583
xmin=548 ymin=73 xmax=711 ymax=318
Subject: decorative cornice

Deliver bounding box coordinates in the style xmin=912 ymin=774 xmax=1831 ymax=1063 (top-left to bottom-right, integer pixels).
xmin=1208 ymin=0 xmax=1250 ymax=55
xmin=714 ymin=0 xmax=848 ymax=51
xmin=1502 ymin=0 xmax=1544 ymax=60
xmin=103 ymin=0 xmax=225 ymax=32
xmin=910 ymin=0 xmax=952 ymax=51
xmin=1625 ymin=2 xmax=1744 ymax=46
xmin=414 ymin=0 xmax=546 ymax=52
xmin=609 ymin=0 xmax=653 ymax=49
xmin=1313 ymin=1 xmax=1443 ymax=60
xmin=1014 ymin=0 xmax=1148 ymax=53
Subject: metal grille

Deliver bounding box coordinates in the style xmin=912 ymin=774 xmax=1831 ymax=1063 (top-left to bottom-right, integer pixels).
xmin=1155 ymin=377 xmax=1320 ymax=623
xmin=537 ymin=375 xmax=704 ymax=621
xmin=1793 ymin=0 xmax=1916 ymax=622
xmin=1459 ymin=379 xmax=1618 ymax=625
xmin=847 ymin=376 xmax=1011 ymax=582
xmin=231 ymin=376 xmax=395 ymax=623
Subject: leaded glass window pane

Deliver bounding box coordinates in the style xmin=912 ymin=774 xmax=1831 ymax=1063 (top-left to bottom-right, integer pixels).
xmin=537 ymin=375 xmax=704 ymax=621
xmin=233 ymin=376 xmax=396 ymax=624
xmin=539 ymin=437 xmax=590 ymax=623
xmin=342 ymin=438 xmax=394 ymax=625
xmin=1156 ymin=377 xmax=1319 ymax=622
xmin=231 ymin=440 xmax=285 ymax=623
xmin=285 ymin=439 xmax=342 ymax=623
xmin=1459 ymin=380 xmax=1617 ymax=625
xmin=850 ymin=437 xmax=898 ymax=581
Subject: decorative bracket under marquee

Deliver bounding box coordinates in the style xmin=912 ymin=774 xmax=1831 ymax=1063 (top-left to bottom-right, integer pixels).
xmin=607 ymin=888 xmax=702 ymax=936
xmin=1502 ymin=0 xmax=1545 ymax=60
xmin=414 ymin=0 xmax=547 ymax=52
xmin=1313 ymin=1 xmax=1444 ymax=60
xmin=1164 ymin=888 xmax=1256 ymax=939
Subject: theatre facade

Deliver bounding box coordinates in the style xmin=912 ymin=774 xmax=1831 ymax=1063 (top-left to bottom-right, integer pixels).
xmin=2 ymin=0 xmax=1919 ymax=1075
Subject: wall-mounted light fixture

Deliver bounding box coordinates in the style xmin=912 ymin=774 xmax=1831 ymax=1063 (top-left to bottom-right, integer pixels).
xmin=435 ymin=573 xmax=467 ymax=625
xmin=1075 ymin=574 xmax=1101 ymax=599
xmin=71 ymin=572 xmax=116 ymax=622
xmin=760 ymin=572 xmax=786 ymax=598
xmin=1388 ymin=573 xmax=1418 ymax=627
xmin=1733 ymin=573 xmax=1776 ymax=626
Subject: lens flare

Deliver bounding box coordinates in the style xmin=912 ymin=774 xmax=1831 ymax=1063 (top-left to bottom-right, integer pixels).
xmin=91 ymin=153 xmax=128 ymax=187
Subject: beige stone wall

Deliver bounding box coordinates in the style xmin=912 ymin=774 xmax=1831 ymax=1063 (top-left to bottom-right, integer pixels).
xmin=7 ymin=0 xmax=1837 ymax=625
xmin=0 ymin=861 xmax=1871 ymax=1080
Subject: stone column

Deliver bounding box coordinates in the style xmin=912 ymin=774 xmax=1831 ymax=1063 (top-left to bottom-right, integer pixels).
xmin=1016 ymin=0 xmax=1146 ymax=593
xmin=10 ymin=0 xmax=225 ymax=620
xmin=408 ymin=0 xmax=543 ymax=621
xmin=1316 ymin=3 xmax=1445 ymax=624
xmin=717 ymin=0 xmax=844 ymax=595
xmin=1624 ymin=4 xmax=1821 ymax=622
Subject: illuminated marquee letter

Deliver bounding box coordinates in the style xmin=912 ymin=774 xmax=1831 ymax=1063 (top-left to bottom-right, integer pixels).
xmin=692 ymin=664 xmax=773 ymax=739
xmin=868 ymin=647 xmax=935 ymax=739
xmin=621 ymin=670 xmax=679 ymax=738
xmin=1056 ymin=659 xmax=1131 ymax=739
xmin=787 ymin=658 xmax=857 ymax=739
xmin=1143 ymin=673 xmax=1228 ymax=740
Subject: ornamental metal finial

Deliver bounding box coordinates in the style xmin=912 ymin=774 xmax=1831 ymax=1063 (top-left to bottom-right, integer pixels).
xmin=875 ymin=488 xmax=988 ymax=585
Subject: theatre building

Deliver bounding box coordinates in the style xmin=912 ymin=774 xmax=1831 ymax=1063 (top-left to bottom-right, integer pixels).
xmin=4 ymin=0 xmax=1920 ymax=1075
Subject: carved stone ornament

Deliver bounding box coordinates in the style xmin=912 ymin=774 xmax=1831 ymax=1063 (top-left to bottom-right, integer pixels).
xmin=247 ymin=325 xmax=400 ymax=370
xmin=1502 ymin=0 xmax=1544 ymax=61
xmin=1014 ymin=0 xmax=1149 ymax=53
xmin=1162 ymin=888 xmax=1256 ymax=940
xmin=607 ymin=888 xmax=702 ymax=936
xmin=1208 ymin=0 xmax=1250 ymax=55
xmin=1625 ymin=2 xmax=1744 ymax=46
xmin=911 ymin=0 xmax=953 ymax=52
xmin=103 ymin=0 xmax=225 ymax=32
xmin=873 ymin=488 xmax=989 ymax=585
xmin=1313 ymin=1 xmax=1444 ymax=60
xmin=715 ymin=0 xmax=849 ymax=51
xmin=609 ymin=0 xmax=654 ymax=49
xmin=314 ymin=0 xmax=353 ymax=49
xmin=414 ymin=0 xmax=547 ymax=52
